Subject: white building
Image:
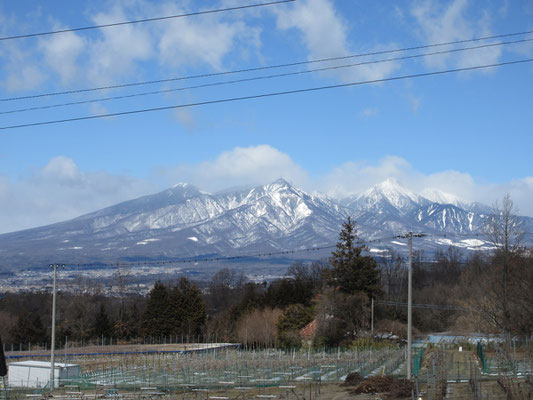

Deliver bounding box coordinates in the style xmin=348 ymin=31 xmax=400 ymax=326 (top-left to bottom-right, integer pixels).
xmin=7 ymin=361 xmax=80 ymax=388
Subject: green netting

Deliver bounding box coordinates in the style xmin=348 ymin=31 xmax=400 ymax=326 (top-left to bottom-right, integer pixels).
xmin=413 ymin=347 xmax=425 ymax=376
xmin=477 ymin=342 xmax=487 ymax=373
xmin=52 ymin=347 xmax=406 ymax=390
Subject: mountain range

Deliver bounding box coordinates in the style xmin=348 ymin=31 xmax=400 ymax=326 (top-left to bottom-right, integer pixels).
xmin=0 ymin=178 xmax=531 ymax=271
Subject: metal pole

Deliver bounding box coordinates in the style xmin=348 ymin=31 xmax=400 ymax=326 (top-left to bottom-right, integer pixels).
xmin=371 ymin=298 xmax=374 ymax=336
xmin=50 ymin=264 xmax=58 ymax=391
xmin=2 ymin=376 xmax=7 ymax=400
xmin=407 ymin=233 xmax=413 ymax=380
xmin=65 ymin=336 xmax=68 ymax=365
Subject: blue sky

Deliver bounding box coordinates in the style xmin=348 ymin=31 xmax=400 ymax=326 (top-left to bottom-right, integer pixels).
xmin=1 ymin=0 xmax=533 ymax=233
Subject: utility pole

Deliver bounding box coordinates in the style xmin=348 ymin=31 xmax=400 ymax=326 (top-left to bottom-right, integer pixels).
xmin=407 ymin=233 xmax=413 ymax=380
xmin=50 ymin=264 xmax=63 ymax=391
xmin=1 ymin=333 xmax=8 ymax=400
xmin=371 ymin=298 xmax=374 ymax=336
xmin=396 ymin=232 xmax=425 ymax=380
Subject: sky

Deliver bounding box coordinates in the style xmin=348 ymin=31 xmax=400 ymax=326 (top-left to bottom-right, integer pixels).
xmin=1 ymin=0 xmax=533 ymax=234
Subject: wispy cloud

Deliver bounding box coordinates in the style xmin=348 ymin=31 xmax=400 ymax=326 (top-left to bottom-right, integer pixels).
xmin=360 ymin=107 xmax=379 ymax=118
xmin=274 ymin=0 xmax=401 ymax=83
xmin=38 ymin=30 xmax=85 ymax=84
xmin=0 ymin=157 xmax=155 ymax=234
xmin=410 ymin=0 xmax=502 ymax=70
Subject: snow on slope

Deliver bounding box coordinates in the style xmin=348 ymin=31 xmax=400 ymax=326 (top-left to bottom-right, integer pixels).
xmin=0 ymin=178 xmax=531 ymax=270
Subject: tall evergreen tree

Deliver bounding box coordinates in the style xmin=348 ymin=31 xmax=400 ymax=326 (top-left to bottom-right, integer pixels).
xmin=140 ymin=280 xmax=172 ymax=336
xmin=125 ymin=303 xmax=140 ymax=338
xmin=169 ymin=278 xmax=206 ymax=336
xmin=327 ymin=217 xmax=381 ymax=298
xmin=10 ymin=312 xmax=46 ymax=348
xmin=140 ymin=279 xmax=206 ymax=338
xmin=276 ymin=304 xmax=313 ymax=348
xmin=92 ymin=304 xmax=113 ymax=338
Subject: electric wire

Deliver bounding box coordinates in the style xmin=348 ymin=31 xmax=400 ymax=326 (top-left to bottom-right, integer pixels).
xmin=377 ymin=300 xmax=474 ymax=312
xmin=1 ymin=57 xmax=532 ymax=131
xmin=3 ymin=37 xmax=531 ymax=116
xmin=0 ymin=0 xmax=295 ymax=42
xmin=2 ymin=29 xmax=532 ymax=102
xmin=62 ymin=245 xmax=336 ymax=268
xmin=56 ymin=235 xmax=398 ymax=268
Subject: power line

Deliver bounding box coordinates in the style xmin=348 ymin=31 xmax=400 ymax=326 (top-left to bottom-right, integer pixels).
xmin=377 ymin=300 xmax=473 ymax=312
xmin=63 ymin=245 xmax=336 ymax=268
xmin=56 ymin=235 xmax=397 ymax=268
xmin=4 ymin=37 xmax=531 ymax=116
xmin=0 ymin=0 xmax=295 ymax=42
xmin=2 ymin=29 xmax=532 ymax=103
xmin=1 ymin=57 xmax=531 ymax=131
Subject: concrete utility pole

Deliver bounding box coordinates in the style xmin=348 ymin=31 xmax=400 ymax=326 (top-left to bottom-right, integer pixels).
xmin=371 ymin=298 xmax=374 ymax=336
xmin=396 ymin=232 xmax=425 ymax=380
xmin=407 ymin=233 xmax=413 ymax=380
xmin=50 ymin=264 xmax=63 ymax=391
xmin=1 ymin=333 xmax=8 ymax=400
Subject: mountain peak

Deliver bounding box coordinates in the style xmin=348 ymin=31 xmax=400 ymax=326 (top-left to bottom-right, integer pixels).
xmin=420 ymin=188 xmax=463 ymax=206
xmin=354 ymin=178 xmax=421 ymax=213
xmin=172 ymin=182 xmax=192 ymax=188
xmin=272 ymin=178 xmax=291 ymax=186
xmin=262 ymin=178 xmax=294 ymax=192
xmin=368 ymin=179 xmax=418 ymax=200
xmin=374 ymin=178 xmax=405 ymax=191
xmin=167 ymin=182 xmax=204 ymax=196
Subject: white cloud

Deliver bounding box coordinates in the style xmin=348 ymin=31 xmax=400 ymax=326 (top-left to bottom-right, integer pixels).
xmin=156 ymin=5 xmax=258 ymax=71
xmin=360 ymin=107 xmax=379 ymax=118
xmin=2 ymin=151 xmax=533 ymax=234
xmin=161 ymin=145 xmax=309 ymax=191
xmin=276 ymin=0 xmax=348 ymax=60
xmin=3 ymin=0 xmax=264 ymax=90
xmin=319 ymin=156 xmax=415 ymax=198
xmin=320 ymin=156 xmax=479 ymax=202
xmin=411 ymin=0 xmax=502 ymax=70
xmin=0 ymin=157 xmax=155 ymax=234
xmin=1 ymin=42 xmax=46 ymax=92
xmin=408 ymin=93 xmax=421 ymax=113
xmin=85 ymin=5 xmax=154 ymax=85
xmin=89 ymin=102 xmax=111 ymax=117
xmin=0 ymin=9 xmax=46 ymax=92
xmin=41 ymin=156 xmax=82 ymax=183
xmin=275 ymin=0 xmax=400 ymax=83
xmin=173 ymin=108 xmax=197 ymax=132
xmin=38 ymin=30 xmax=85 ymax=84
xmin=317 ymin=155 xmax=533 ymax=216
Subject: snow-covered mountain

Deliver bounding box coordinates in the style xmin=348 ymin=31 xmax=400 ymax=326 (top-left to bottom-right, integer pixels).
xmin=0 ymin=178 xmax=531 ymax=271
xmin=343 ymin=178 xmax=427 ymax=215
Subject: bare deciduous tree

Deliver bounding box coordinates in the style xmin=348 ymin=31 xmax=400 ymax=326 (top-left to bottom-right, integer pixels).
xmin=380 ymin=248 xmax=405 ymax=297
xmin=235 ymin=308 xmax=282 ymax=348
xmin=484 ymin=194 xmax=524 ymax=336
xmin=485 ymin=194 xmax=524 ymax=254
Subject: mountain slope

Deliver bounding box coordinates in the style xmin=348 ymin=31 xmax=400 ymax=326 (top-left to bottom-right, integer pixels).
xmin=0 ymin=179 xmax=344 ymax=269
xmin=0 ymin=179 xmax=531 ymax=271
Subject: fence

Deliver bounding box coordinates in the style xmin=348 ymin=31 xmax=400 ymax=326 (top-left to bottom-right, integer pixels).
xmin=3 ymin=346 xmax=405 ymax=394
